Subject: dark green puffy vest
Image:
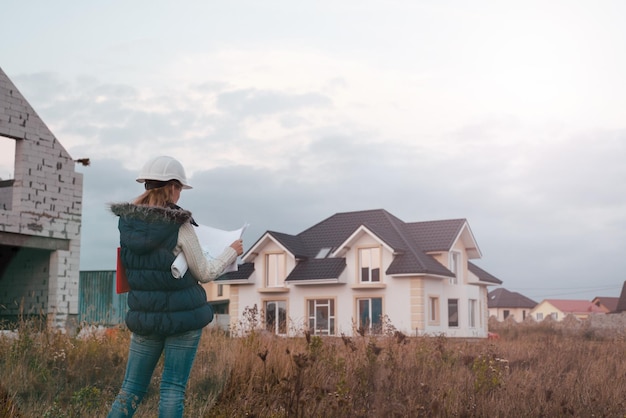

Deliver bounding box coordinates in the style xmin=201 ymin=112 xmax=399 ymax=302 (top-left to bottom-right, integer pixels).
xmin=111 ymin=203 xmax=213 ymax=336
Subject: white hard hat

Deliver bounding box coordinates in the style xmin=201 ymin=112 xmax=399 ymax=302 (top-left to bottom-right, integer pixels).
xmin=136 ymin=156 xmax=192 ymax=189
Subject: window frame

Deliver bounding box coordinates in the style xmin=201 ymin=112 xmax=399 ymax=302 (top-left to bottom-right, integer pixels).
xmin=356 ymin=296 xmax=383 ymax=334
xmin=265 ymin=252 xmax=286 ymax=288
xmin=448 ymin=298 xmax=459 ymax=328
xmin=307 ymin=298 xmax=336 ymax=336
xmin=358 ymin=246 xmax=382 ymax=283
xmin=264 ymin=299 xmax=288 ymax=335
xmin=468 ymin=299 xmax=477 ymax=328
xmin=428 ymin=296 xmax=440 ymax=325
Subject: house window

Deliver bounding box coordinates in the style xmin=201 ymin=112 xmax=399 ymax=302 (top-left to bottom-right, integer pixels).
xmin=448 ymin=299 xmax=459 ymax=327
xmin=358 ymin=247 xmax=381 ymax=283
xmin=536 ymin=312 xmax=543 ymax=321
xmin=217 ymin=284 xmax=223 ymax=297
xmin=468 ymin=299 xmax=477 ymax=328
xmin=265 ymin=300 xmax=287 ymax=335
xmin=428 ymin=296 xmax=440 ymax=324
xmin=449 ymin=252 xmax=461 ymax=284
xmin=308 ymin=299 xmax=335 ymax=336
xmin=265 ymin=253 xmax=286 ymax=287
xmin=522 ymin=310 xmax=526 ymax=320
xmin=551 ymin=312 xmax=558 ymax=320
xmin=503 ymin=309 xmax=510 ymax=319
xmin=357 ymin=297 xmax=383 ymax=333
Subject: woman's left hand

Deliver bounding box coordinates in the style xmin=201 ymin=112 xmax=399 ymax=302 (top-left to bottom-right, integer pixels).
xmin=230 ymin=239 xmax=244 ymax=256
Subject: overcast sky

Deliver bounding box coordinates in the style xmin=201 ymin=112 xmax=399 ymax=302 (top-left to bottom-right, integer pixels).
xmin=1 ymin=0 xmax=625 ymax=302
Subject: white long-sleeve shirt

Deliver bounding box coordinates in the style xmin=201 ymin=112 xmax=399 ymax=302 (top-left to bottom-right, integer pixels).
xmin=174 ymin=222 xmax=238 ymax=283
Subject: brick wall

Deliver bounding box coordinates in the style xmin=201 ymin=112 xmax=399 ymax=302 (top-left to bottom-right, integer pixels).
xmin=0 ymin=66 xmax=83 ymax=331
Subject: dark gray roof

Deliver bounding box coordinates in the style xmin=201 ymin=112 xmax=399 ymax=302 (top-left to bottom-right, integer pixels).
xmin=286 ymin=258 xmax=346 ymax=281
xmin=266 ymin=231 xmax=308 ymax=259
xmin=405 ymin=219 xmax=467 ymax=252
xmin=215 ymin=263 xmax=255 ymax=282
xmin=468 ymin=262 xmax=503 ymax=285
xmin=242 ymin=209 xmax=502 ymax=284
xmin=487 ymin=287 xmax=536 ymax=309
xmin=297 ymin=209 xmax=454 ymax=278
xmin=297 ymin=209 xmax=406 ymax=255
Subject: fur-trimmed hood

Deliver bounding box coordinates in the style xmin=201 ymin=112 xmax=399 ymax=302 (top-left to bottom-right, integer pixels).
xmin=110 ymin=202 xmax=192 ymax=224
xmin=111 ymin=202 xmax=192 ymax=256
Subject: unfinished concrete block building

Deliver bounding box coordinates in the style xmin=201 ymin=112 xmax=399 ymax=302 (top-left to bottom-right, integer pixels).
xmin=0 ymin=66 xmax=83 ymax=330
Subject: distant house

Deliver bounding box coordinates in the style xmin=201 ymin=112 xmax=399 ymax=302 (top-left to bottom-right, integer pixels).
xmin=216 ymin=209 xmax=502 ymax=338
xmin=529 ymin=299 xmax=605 ymax=321
xmin=591 ymin=296 xmax=619 ymax=313
xmin=615 ymin=281 xmax=626 ymax=313
xmin=487 ymin=288 xmax=536 ymax=322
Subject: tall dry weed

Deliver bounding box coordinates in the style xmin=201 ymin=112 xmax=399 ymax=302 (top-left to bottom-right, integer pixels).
xmin=1 ymin=317 xmax=626 ymax=417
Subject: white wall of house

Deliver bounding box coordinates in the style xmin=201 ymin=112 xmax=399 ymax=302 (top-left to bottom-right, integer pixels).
xmin=488 ymin=307 xmax=531 ymax=322
xmin=231 ymin=227 xmax=491 ymax=338
xmin=529 ymin=301 xmax=563 ymax=321
xmin=420 ymin=277 xmax=487 ymax=337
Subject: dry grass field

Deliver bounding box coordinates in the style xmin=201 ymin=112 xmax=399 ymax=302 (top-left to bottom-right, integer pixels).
xmin=1 ymin=315 xmax=625 ymax=417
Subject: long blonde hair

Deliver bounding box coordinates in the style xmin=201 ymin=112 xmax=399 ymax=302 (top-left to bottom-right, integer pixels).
xmin=133 ymin=181 xmax=181 ymax=207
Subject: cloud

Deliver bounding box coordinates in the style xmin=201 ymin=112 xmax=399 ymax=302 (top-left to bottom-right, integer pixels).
xmin=6 ymin=50 xmax=626 ymax=302
xmin=216 ymin=88 xmax=332 ymax=118
xmin=77 ymin=157 xmax=139 ymax=269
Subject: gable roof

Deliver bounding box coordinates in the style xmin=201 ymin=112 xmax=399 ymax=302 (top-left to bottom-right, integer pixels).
xmin=286 ymin=258 xmax=346 ymax=282
xmin=488 ymin=287 xmax=535 ymax=308
xmin=467 ymin=262 xmax=503 ymax=285
xmin=591 ymin=296 xmax=619 ymax=313
xmin=240 ymin=209 xmax=501 ymax=283
xmin=405 ymin=219 xmax=466 ymax=251
xmin=406 ymin=219 xmax=482 ymax=258
xmin=542 ymin=299 xmax=605 ymax=315
xmin=299 ymin=209 xmax=455 ymax=278
xmin=297 ymin=209 xmax=406 ymax=256
xmin=266 ymin=231 xmax=308 ymax=259
xmin=215 ymin=262 xmax=255 ymax=282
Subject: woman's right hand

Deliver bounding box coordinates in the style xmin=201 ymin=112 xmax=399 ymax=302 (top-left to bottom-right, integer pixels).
xmin=230 ymin=239 xmax=244 ymax=256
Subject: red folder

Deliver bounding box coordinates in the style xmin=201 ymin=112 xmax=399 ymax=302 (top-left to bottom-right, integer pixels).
xmin=116 ymin=247 xmax=130 ymax=294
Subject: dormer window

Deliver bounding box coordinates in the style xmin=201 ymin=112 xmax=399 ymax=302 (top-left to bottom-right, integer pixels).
xmin=315 ymin=247 xmax=332 ymax=259
xmin=358 ymin=247 xmax=381 ymax=283
xmin=265 ymin=253 xmax=286 ymax=287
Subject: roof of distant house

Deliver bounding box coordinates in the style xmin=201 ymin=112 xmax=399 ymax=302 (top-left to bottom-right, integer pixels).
xmin=542 ymin=299 xmax=605 ymax=314
xmin=615 ymin=281 xmax=626 ymax=313
xmin=591 ymin=296 xmax=619 ymax=313
xmin=488 ymin=288 xmax=537 ymax=309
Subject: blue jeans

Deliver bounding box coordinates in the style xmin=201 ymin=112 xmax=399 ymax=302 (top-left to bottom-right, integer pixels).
xmin=108 ymin=328 xmax=203 ymax=418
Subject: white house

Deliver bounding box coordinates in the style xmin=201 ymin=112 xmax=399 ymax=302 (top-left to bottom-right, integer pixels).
xmin=215 ymin=209 xmax=502 ymax=338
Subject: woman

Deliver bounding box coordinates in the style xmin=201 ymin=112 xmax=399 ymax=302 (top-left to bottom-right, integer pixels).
xmin=108 ymin=155 xmax=243 ymax=418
